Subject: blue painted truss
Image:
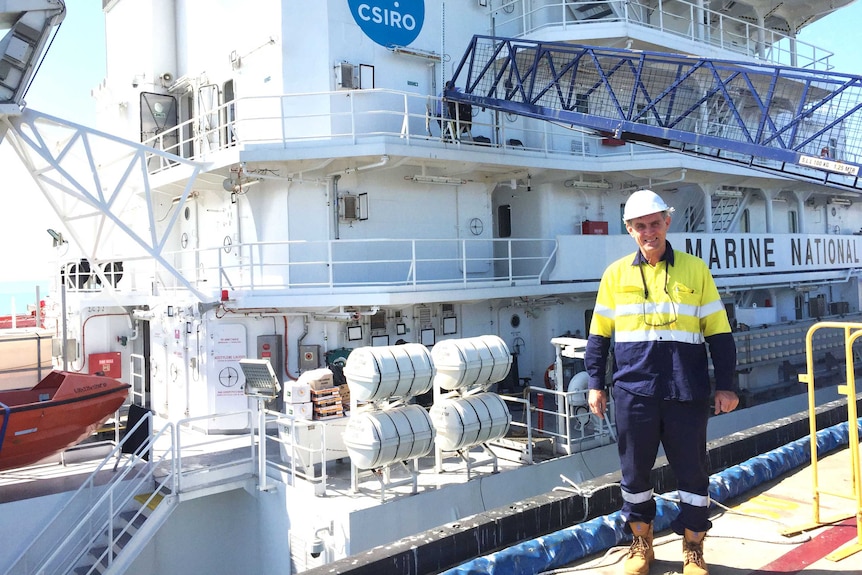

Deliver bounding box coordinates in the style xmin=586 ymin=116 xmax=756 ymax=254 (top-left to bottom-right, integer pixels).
xmin=446 ymin=36 xmax=862 ymax=192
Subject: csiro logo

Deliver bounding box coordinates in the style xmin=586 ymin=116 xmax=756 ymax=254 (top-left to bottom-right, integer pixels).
xmin=348 ymin=0 xmax=425 ymax=47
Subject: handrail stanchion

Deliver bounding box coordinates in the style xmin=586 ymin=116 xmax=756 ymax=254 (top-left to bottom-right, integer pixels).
xmin=258 ymin=398 xmax=274 ymax=491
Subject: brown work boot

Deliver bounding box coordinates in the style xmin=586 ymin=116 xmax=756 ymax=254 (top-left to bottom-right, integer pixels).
xmin=624 ymin=522 xmax=654 ymax=575
xmin=682 ymin=529 xmax=709 ymax=575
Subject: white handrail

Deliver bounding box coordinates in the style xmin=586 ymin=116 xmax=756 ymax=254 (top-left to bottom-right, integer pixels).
xmin=4 ymin=409 xmax=255 ymax=575
xmin=493 ymin=0 xmax=833 ymax=70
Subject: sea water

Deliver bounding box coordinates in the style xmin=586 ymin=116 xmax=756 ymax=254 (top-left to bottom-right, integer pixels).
xmin=0 ymin=280 xmax=50 ymax=316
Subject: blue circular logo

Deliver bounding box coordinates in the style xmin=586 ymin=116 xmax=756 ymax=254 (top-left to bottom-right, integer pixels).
xmin=348 ymin=0 xmax=425 ymax=48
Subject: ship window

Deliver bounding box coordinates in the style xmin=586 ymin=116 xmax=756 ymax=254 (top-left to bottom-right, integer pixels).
xmin=788 ymin=210 xmax=798 ymax=233
xmin=497 ymin=204 xmax=512 ymax=237
xmin=742 ymin=209 xmax=750 ymax=232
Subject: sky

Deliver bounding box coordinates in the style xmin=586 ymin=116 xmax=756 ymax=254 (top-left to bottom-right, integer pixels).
xmin=0 ymin=2 xmax=105 ymax=284
xmin=0 ymin=2 xmax=861 ymax=284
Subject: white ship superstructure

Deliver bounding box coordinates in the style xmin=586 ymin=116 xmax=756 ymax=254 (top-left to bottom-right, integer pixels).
xmin=1 ymin=1 xmax=862 ymax=574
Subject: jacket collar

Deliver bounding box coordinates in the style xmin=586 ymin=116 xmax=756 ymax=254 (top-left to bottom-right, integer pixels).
xmin=631 ymin=240 xmax=675 ymax=266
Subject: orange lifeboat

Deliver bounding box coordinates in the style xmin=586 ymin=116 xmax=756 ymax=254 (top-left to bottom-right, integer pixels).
xmin=0 ymin=371 xmax=130 ymax=470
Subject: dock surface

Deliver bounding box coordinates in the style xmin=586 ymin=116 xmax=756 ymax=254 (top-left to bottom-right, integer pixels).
xmin=552 ymin=444 xmax=862 ymax=575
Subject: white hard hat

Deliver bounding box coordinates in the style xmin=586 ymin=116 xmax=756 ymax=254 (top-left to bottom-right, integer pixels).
xmin=623 ymin=189 xmax=674 ymax=221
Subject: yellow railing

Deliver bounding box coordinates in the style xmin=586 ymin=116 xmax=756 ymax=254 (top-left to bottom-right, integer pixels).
xmin=790 ymin=321 xmax=862 ymax=561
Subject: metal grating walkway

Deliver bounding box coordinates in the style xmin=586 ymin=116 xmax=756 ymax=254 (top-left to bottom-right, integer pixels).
xmin=446 ymin=36 xmax=862 ymax=192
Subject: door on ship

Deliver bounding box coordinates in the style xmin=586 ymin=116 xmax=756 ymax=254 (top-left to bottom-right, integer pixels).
xmin=128 ymin=319 xmax=152 ymax=410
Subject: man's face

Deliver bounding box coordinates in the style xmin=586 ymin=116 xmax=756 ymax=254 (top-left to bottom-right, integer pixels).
xmin=626 ymin=211 xmax=671 ymax=261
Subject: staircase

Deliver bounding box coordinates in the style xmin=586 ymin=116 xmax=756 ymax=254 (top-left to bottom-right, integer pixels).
xmin=4 ymin=409 xmax=256 ymax=575
xmin=0 ymin=3 xmax=66 ymax=108
xmin=72 ymin=489 xmax=176 ymax=575
xmin=712 ymin=194 xmax=741 ymax=232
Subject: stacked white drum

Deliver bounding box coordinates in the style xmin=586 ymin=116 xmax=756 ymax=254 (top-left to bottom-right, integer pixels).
xmin=342 ymin=343 xmax=435 ymax=470
xmin=342 ymin=404 xmax=435 ymax=469
xmin=342 ymin=343 xmax=434 ymax=402
xmin=341 ymin=336 xmax=513 ymax=477
xmin=429 ymin=335 xmax=512 ymax=453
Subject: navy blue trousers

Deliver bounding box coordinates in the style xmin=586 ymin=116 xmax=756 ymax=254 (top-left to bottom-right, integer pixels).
xmin=614 ymin=387 xmax=712 ymax=534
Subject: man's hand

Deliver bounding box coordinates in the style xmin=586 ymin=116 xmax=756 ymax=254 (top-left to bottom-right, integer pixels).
xmin=714 ymin=390 xmax=739 ymax=414
xmin=589 ymin=389 xmax=607 ymax=419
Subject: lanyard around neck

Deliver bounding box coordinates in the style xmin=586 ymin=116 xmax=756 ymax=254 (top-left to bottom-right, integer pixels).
xmin=638 ymin=261 xmax=668 ymax=300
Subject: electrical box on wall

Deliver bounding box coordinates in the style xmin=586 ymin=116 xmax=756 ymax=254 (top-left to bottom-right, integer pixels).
xmin=300 ymin=345 xmax=320 ymax=371
xmin=53 ymin=338 xmax=78 ymax=362
xmin=340 ymin=194 xmax=359 ymax=221
xmin=582 ymin=220 xmax=608 ymax=235
xmin=335 ymin=62 xmax=356 ymax=89
xmin=339 ymin=193 xmax=368 ymax=221
xmin=257 ymin=334 xmax=284 ymax=411
xmin=89 ymin=352 xmax=123 ymax=378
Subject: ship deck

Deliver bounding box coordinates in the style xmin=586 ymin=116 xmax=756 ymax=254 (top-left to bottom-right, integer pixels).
xmin=547 ymin=443 xmax=862 ymax=575
xmin=0 ymin=389 xmax=859 ymax=575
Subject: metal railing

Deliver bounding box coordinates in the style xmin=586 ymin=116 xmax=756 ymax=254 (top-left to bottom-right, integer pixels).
xmin=5 ymin=410 xmax=254 ymax=575
xmin=265 ymin=409 xmax=337 ymax=496
xmin=793 ymin=321 xmax=862 ymax=561
xmin=520 ymin=385 xmax=617 ymax=455
xmin=142 ymin=88 xmax=661 ymax=169
xmin=201 ymin=237 xmax=557 ymax=295
xmin=60 ymin=237 xmax=559 ymax=299
xmin=492 ymin=0 xmax=833 ymax=70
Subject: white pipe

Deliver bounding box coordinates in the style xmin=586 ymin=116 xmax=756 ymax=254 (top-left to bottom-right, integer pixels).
xmin=328 ymin=155 xmax=390 ymax=177
xmin=648 ymin=168 xmax=687 ymax=189
xmin=312 ymin=306 xmax=380 ymax=322
xmin=356 ymin=155 xmax=390 ymax=171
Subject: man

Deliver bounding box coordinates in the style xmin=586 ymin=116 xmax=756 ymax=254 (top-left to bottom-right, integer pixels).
xmin=584 ymin=189 xmax=739 ymax=575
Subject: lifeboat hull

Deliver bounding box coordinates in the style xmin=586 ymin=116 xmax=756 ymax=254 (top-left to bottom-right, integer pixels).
xmin=0 ymin=371 xmax=131 ymax=470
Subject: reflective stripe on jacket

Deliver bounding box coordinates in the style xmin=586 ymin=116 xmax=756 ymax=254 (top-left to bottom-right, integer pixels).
xmin=585 ymin=243 xmax=737 ymax=400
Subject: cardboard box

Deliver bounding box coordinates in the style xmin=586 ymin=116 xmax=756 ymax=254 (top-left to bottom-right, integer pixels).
xmin=311 ymin=386 xmax=340 ymax=399
xmin=313 ymin=403 xmax=344 ymax=419
xmin=298 ymin=367 xmax=334 ymax=391
xmin=284 ymin=402 xmax=313 ymax=420
xmin=284 ymin=381 xmax=311 ymax=404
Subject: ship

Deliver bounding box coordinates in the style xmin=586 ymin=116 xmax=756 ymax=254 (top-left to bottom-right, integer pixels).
xmin=0 ymin=0 xmax=861 ymax=574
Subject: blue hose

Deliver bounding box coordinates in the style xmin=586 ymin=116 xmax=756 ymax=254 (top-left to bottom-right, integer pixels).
xmin=442 ymin=420 xmax=855 ymax=575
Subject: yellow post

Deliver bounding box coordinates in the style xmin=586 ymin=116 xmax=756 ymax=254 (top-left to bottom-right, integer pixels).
xmin=782 ymin=321 xmax=862 ymax=562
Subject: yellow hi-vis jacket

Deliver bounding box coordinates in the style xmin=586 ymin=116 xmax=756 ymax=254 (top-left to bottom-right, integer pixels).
xmin=585 ymin=243 xmax=737 ymax=401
